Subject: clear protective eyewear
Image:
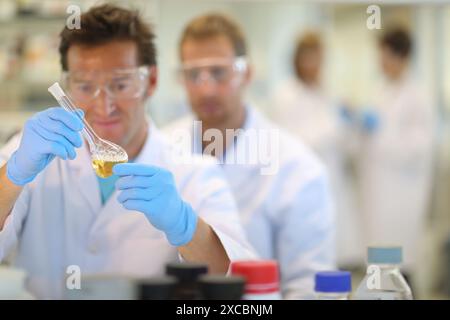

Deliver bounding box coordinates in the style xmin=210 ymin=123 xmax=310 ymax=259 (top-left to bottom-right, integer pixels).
xmin=61 ymin=66 xmax=150 ymax=102
xmin=178 ymin=56 xmax=248 ymax=86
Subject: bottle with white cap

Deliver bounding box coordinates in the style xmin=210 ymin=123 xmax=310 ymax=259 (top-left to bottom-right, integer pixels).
xmin=230 ymin=260 xmax=282 ymax=300
xmin=353 ymin=246 xmax=413 ymax=300
xmin=315 ymin=271 xmax=352 ymax=300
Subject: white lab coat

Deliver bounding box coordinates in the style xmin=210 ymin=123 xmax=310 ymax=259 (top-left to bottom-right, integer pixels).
xmin=0 ymin=124 xmax=256 ymax=299
xmin=164 ymin=106 xmax=336 ymax=299
xmin=270 ymin=79 xmax=363 ymax=266
xmin=359 ymin=75 xmax=435 ymax=272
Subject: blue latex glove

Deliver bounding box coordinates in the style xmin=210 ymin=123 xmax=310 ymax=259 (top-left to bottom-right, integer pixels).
xmin=361 ymin=109 xmax=380 ymax=134
xmin=114 ymin=163 xmax=198 ymax=247
xmin=7 ymin=107 xmax=84 ymax=186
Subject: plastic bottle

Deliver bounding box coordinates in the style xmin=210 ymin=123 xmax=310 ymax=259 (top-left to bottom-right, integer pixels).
xmin=230 ymin=260 xmax=282 ymax=300
xmin=353 ymin=246 xmax=413 ymax=300
xmin=314 ymin=271 xmax=352 ymax=300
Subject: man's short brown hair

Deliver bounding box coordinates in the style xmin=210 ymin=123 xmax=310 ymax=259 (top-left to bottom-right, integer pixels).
xmin=179 ymin=13 xmax=247 ymax=58
xmin=59 ymin=4 xmax=156 ymax=71
xmin=379 ymin=27 xmax=412 ymax=58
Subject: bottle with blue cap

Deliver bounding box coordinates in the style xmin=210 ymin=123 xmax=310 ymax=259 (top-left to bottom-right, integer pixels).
xmin=315 ymin=271 xmax=352 ymax=300
xmin=353 ymin=246 xmax=413 ymax=300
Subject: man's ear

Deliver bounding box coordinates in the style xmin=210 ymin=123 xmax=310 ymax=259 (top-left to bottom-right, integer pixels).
xmin=146 ymin=66 xmax=158 ymax=97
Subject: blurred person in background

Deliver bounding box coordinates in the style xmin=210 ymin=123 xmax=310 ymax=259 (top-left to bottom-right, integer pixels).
xmin=165 ymin=13 xmax=336 ymax=299
xmin=270 ymin=32 xmax=363 ymax=269
xmin=357 ymin=27 xmax=435 ymax=284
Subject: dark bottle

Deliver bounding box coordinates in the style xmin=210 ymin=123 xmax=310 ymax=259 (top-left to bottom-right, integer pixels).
xmin=137 ymin=276 xmax=178 ymax=300
xmin=198 ymin=275 xmax=245 ymax=300
xmin=166 ymin=262 xmax=208 ymax=299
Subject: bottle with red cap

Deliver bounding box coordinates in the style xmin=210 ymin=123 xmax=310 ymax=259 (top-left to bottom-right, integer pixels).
xmin=230 ymin=260 xmax=282 ymax=300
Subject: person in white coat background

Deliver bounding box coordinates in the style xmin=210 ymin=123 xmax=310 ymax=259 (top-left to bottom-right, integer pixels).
xmin=164 ymin=13 xmax=336 ymax=299
xmin=357 ymin=27 xmax=435 ymax=283
xmin=0 ymin=4 xmax=256 ymax=299
xmin=270 ymin=32 xmax=363 ymax=268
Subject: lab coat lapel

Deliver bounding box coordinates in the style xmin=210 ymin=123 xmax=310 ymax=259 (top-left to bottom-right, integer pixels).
xmin=92 ymin=187 xmax=124 ymax=232
xmin=132 ymin=124 xmax=167 ymax=171
xmin=188 ymin=107 xmax=259 ymax=180
xmin=68 ymin=142 xmax=102 ymax=215
xmin=223 ymin=107 xmax=260 ymax=179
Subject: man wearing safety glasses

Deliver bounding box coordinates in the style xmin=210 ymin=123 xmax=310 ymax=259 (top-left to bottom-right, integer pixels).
xmin=165 ymin=14 xmax=336 ymax=299
xmin=0 ymin=5 xmax=256 ymax=299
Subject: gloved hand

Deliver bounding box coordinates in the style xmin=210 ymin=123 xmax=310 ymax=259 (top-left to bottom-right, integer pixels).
xmin=114 ymin=163 xmax=198 ymax=247
xmin=7 ymin=107 xmax=84 ymax=186
xmin=360 ymin=109 xmax=380 ymax=134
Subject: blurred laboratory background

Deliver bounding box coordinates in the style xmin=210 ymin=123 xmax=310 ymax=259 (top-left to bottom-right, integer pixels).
xmin=0 ymin=0 xmax=449 ymax=299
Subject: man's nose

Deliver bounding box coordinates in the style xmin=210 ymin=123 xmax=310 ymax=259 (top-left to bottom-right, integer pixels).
xmin=196 ymin=72 xmax=218 ymax=95
xmin=93 ymin=89 xmax=116 ymax=117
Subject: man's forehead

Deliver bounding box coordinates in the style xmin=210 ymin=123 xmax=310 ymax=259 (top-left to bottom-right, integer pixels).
xmin=181 ymin=57 xmax=243 ymax=69
xmin=181 ymin=35 xmax=236 ymax=60
xmin=66 ymin=41 xmax=139 ymax=71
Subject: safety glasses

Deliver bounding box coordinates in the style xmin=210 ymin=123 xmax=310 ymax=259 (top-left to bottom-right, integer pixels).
xmin=178 ymin=56 xmax=248 ymax=86
xmin=61 ymin=66 xmax=150 ymax=102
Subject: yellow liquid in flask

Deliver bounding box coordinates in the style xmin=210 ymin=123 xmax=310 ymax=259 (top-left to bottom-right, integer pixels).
xmin=92 ymin=159 xmax=127 ymax=178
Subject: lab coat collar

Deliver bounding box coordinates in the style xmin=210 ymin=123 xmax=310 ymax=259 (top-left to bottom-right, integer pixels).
xmin=222 ymin=106 xmax=269 ymax=169
xmin=190 ymin=105 xmax=267 ymax=172
xmin=190 ymin=105 xmax=254 ymax=154
xmin=133 ymin=120 xmax=168 ymax=168
xmin=68 ymin=142 xmax=101 ymax=215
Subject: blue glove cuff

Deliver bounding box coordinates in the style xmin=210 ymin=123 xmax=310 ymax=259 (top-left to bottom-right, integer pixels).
xmin=166 ymin=201 xmax=198 ymax=247
xmin=6 ymin=152 xmax=36 ymax=186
